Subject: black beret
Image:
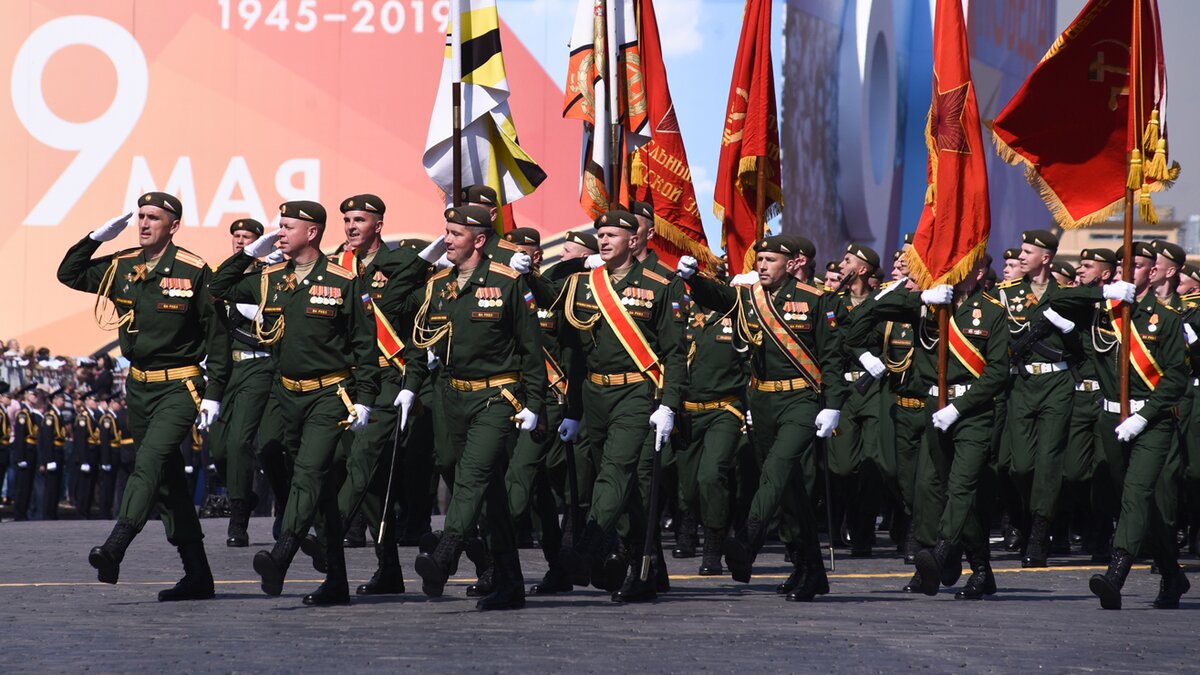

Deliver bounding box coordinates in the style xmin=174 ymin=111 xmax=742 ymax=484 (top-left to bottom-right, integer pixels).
xmin=340 ymin=194 xmax=386 ymax=215
xmin=81 ymin=389 xmax=98 ymax=400
xmin=229 ymin=218 xmax=264 ymax=237
xmin=280 ymin=200 xmax=327 ymax=225
xmin=1022 ymin=229 xmax=1059 ymax=251
xmin=504 ymin=227 xmax=541 ymax=247
xmin=1154 ymin=240 xmax=1186 ymax=265
xmin=139 ymin=191 xmax=182 ymax=217
xmin=445 ymin=204 xmax=493 ymax=229
xmin=564 ymin=230 xmax=598 ymax=251
xmin=395 ymin=238 xmax=431 ymax=251
xmin=50 ymin=388 xmax=65 ymax=398
xmin=628 ymin=200 xmax=654 ymax=220
xmin=846 ymin=243 xmax=880 ymax=269
xmin=784 ymin=235 xmax=816 ymax=259
xmin=825 ymin=261 xmax=840 ymax=273
xmin=461 ymin=184 xmax=498 ymax=207
xmin=1051 ymin=262 xmax=1076 ymax=280
xmin=17 ymin=383 xmax=36 ymax=396
xmin=902 ymin=231 xmax=914 ymax=245
xmin=594 ymin=209 xmax=638 ymax=231
xmin=892 ymin=250 xmax=902 ymax=261
xmin=755 ymin=236 xmax=797 ymax=256
xmin=1183 ymin=264 xmax=1200 ymax=283
xmin=1079 ymin=248 xmax=1117 ymax=264
xmin=1117 ymin=241 xmax=1157 ymax=260
xmin=1003 ymin=247 xmax=1021 ymax=260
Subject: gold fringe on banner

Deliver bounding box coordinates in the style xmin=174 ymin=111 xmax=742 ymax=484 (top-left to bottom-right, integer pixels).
xmin=1145 ymin=138 xmax=1169 ymax=181
xmin=1127 ymin=148 xmax=1143 ymax=191
xmin=1142 ymin=109 xmax=1160 ymax=152
xmin=629 ymin=152 xmax=647 ymax=186
xmin=653 ymin=214 xmax=721 ymax=270
xmin=1139 ymin=186 xmax=1158 ymax=224
xmin=901 ymin=238 xmax=990 ymax=291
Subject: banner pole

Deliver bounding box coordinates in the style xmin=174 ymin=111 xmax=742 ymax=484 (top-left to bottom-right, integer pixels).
xmin=451 ymin=0 xmax=463 ymax=207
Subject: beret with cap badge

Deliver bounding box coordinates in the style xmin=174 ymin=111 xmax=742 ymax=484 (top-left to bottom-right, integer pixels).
xmin=280 ymin=200 xmax=327 ymax=225
xmin=340 ymin=194 xmax=386 ymax=215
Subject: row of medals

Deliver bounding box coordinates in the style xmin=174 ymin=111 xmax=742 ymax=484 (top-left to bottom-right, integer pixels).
xmin=163 ymin=288 xmax=194 ymax=298
xmin=311 ymin=291 xmax=343 ymax=306
xmin=621 ymin=294 xmax=653 ymax=308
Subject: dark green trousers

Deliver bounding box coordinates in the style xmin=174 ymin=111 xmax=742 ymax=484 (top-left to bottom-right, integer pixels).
xmin=913 ymin=398 xmax=992 ymax=550
xmin=1096 ymin=410 xmax=1176 ymax=557
xmin=120 ymin=376 xmax=205 ymax=544
xmin=275 ymin=382 xmax=350 ymax=545
xmin=1008 ymin=372 xmax=1072 ymax=520
xmin=1064 ymin=390 xmax=1101 ymax=483
xmin=337 ymin=371 xmax=404 ymax=528
xmin=208 ymin=356 xmax=273 ymax=502
xmin=582 ymin=380 xmax=652 ymax=543
xmin=677 ymin=406 xmax=742 ymax=531
xmin=746 ymin=388 xmax=819 ymax=547
xmin=890 ymin=399 xmax=927 ymax=516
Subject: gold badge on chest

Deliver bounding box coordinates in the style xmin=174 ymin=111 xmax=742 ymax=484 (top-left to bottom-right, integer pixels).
xmin=275 ymin=273 xmax=297 ymax=293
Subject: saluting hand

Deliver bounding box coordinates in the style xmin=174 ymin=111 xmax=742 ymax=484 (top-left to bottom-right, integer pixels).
xmin=89 ymin=212 xmax=133 ymax=242
xmin=243 ymin=230 xmax=281 ymax=258
xmin=509 ymin=251 xmax=533 ymax=274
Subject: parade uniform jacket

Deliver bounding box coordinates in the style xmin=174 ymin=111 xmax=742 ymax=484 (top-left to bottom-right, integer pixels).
xmin=0 ymin=408 xmax=10 ymax=467
xmin=57 ymin=236 xmax=231 ymax=401
xmin=1049 ymin=287 xmax=1187 ymax=421
xmin=401 ymin=258 xmax=547 ymax=415
xmin=98 ymin=410 xmax=119 ymax=469
xmin=75 ymin=409 xmax=101 ymax=469
xmin=13 ymin=405 xmax=41 ymax=468
xmin=685 ymin=307 xmax=750 ymax=403
xmin=686 ymin=275 xmax=848 ymax=409
xmin=339 ymin=241 xmax=434 ymax=377
xmin=37 ymin=406 xmax=66 ymax=469
xmin=997 ymin=276 xmax=1077 ymax=366
xmin=562 ymin=259 xmax=687 ymax=412
xmin=209 ymin=251 xmax=380 ymax=402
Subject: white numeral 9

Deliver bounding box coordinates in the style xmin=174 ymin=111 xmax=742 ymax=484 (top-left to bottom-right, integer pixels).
xmin=11 ymin=15 xmax=148 ymax=226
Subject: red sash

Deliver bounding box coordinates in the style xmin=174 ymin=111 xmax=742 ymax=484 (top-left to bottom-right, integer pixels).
xmin=544 ymin=348 xmax=568 ymax=398
xmin=749 ymin=283 xmax=822 ymax=388
xmin=1106 ymin=300 xmax=1163 ymax=390
xmin=590 ymin=266 xmax=663 ymax=388
xmin=946 ymin=309 xmax=985 ymax=378
xmin=337 ymin=248 xmax=405 ymax=367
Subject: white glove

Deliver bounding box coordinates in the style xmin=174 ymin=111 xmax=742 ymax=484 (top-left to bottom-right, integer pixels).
xmin=931 ymin=404 xmax=961 ymax=432
xmin=434 ymin=253 xmax=453 ymax=269
xmin=347 ymin=404 xmax=371 ymax=431
xmin=89 ymin=212 xmax=133 ymax=242
xmin=858 ymin=352 xmax=886 ymax=379
xmin=1115 ymin=413 xmax=1148 ymax=442
xmin=427 ymin=350 xmax=441 ymax=370
xmin=584 ymin=253 xmax=603 ymax=270
xmin=17 ymin=461 xmax=28 ymax=469
xmin=235 ymin=303 xmax=260 ymax=321
xmin=509 ymin=251 xmax=532 ymax=274
xmin=920 ymin=285 xmax=953 ymax=305
xmin=243 ymin=230 xmax=281 ymax=258
xmin=744 ymin=410 xmax=753 ymax=429
xmin=814 ymin=408 xmax=841 ymax=438
xmin=1042 ymin=307 xmax=1075 ymax=334
xmin=1185 ymin=324 xmax=1198 ymax=345
xmin=184 ymin=465 xmax=194 ymax=475
xmin=514 ymin=408 xmax=538 ymax=432
xmin=418 ymin=235 xmax=448 ymax=263
xmin=195 ymin=399 xmax=221 ymax=431
xmin=1103 ymin=281 xmax=1136 ymax=303
xmin=395 ymin=389 xmax=416 ymax=430
xmin=729 ymin=271 xmax=759 ymax=287
xmin=558 ymin=418 xmax=581 ymax=443
xmin=263 ymin=248 xmax=286 ymax=265
xmin=676 ymin=255 xmax=698 ymax=280
xmin=101 ymin=464 xmax=113 ymax=472
xmin=649 ymin=405 xmax=675 ymax=446
xmin=46 ymin=461 xmax=59 ymax=472
xmin=81 ymin=463 xmax=92 ymax=473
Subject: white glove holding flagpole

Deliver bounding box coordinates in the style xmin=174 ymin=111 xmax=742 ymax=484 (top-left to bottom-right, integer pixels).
xmin=920 ymin=285 xmax=953 ymax=305
xmin=1103 ymin=281 xmax=1136 ymax=303
xmin=676 ymin=256 xmax=698 ymax=280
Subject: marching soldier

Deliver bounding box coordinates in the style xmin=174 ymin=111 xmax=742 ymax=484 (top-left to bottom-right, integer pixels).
xmin=57 ymin=192 xmax=230 ymax=601
xmin=210 ymin=200 xmax=378 ymax=606
xmin=677 ymin=236 xmax=845 ymax=601
xmin=1047 ymin=243 xmax=1189 ymax=609
xmin=402 ymin=205 xmax=546 ymax=610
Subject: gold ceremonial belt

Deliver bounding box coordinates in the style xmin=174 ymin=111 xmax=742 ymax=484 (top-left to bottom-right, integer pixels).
xmin=895 ymin=396 xmax=925 ymax=410
xmin=448 ymin=372 xmax=521 ymax=392
xmin=280 ymin=369 xmax=350 ymax=393
xmin=750 ymin=377 xmax=812 ymax=393
xmin=684 ymin=396 xmax=740 ymax=412
xmin=588 ymin=371 xmax=647 ymax=386
xmin=129 ymin=365 xmax=202 ymax=383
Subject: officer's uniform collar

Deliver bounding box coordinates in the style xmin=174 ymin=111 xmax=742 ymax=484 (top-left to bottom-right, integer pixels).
xmin=138 ymin=242 xmax=180 ymax=280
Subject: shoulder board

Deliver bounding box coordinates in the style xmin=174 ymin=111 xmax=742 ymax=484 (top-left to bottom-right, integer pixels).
xmin=1181 ymin=292 xmax=1200 ymax=303
xmin=496 ymin=238 xmax=520 ymax=252
xmin=429 ymin=268 xmax=453 ymax=283
xmin=880 ymin=280 xmax=896 ymax=289
xmin=996 ymin=279 xmax=1021 ymax=289
xmin=114 ymin=248 xmax=141 ymax=260
xmin=982 ymin=292 xmax=1004 ymax=307
xmin=1157 ymin=298 xmax=1181 ymax=313
xmin=264 ymin=262 xmax=288 ymax=275
xmin=174 ymin=249 xmax=206 ymax=269
xmin=325 ymin=263 xmax=354 ymax=280
xmin=797 ymin=282 xmax=826 ymax=297
xmin=641 ymin=268 xmax=669 ymax=285
xmin=490 ymin=263 xmax=519 ymax=279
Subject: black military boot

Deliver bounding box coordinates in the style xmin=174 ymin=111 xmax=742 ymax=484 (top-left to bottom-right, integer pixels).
xmin=304 ymin=538 xmax=350 ymax=606
xmin=776 ymin=543 xmax=805 ymax=595
xmin=954 ymin=543 xmax=996 ymax=600
xmin=613 ymin=545 xmax=657 ymax=603
xmin=557 ymin=520 xmax=608 ymax=588
xmin=1152 ymin=555 xmax=1191 ymax=609
xmin=300 ymin=533 xmax=328 ymax=574
xmin=913 ymin=539 xmax=950 ymax=596
xmin=477 ymin=550 xmax=526 ymax=610
xmin=672 ymin=511 xmax=697 ymax=558
xmin=226 ymin=498 xmax=250 ymax=548
xmin=358 ymin=543 xmax=405 ymax=595
xmin=723 ymin=516 xmax=763 ymax=583
xmin=418 ymin=530 xmax=442 ymax=555
xmin=464 ymin=537 xmax=494 ymax=597
xmin=343 ymin=511 xmax=368 ymax=548
xmin=1022 ymin=515 xmax=1049 ymax=568
xmin=940 ymin=544 xmax=963 ymax=587
xmin=158 ymin=541 xmax=216 ymax=601
xmin=654 ymin=540 xmax=671 ymax=593
xmin=902 ymin=569 xmax=923 ymax=593
xmin=786 ymin=544 xmax=829 ymax=602
xmin=414 ymin=532 xmax=462 ymax=598
xmin=1003 ymin=525 xmax=1024 ymax=552
xmin=698 ymin=526 xmax=724 ymax=576
xmin=253 ymin=531 xmax=302 ymax=596
xmin=902 ymin=519 xmax=920 ymax=565
xmin=88 ymin=519 xmax=137 ymax=585
xmin=530 ymin=530 xmax=572 ymax=595
xmin=1089 ymin=548 xmax=1134 ymax=610
xmin=1090 ymin=516 xmax=1114 ymax=563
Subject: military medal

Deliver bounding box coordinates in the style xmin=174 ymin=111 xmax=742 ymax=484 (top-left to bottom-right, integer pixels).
xmin=972 ymin=307 xmax=982 ymax=327
xmin=798 ymin=301 xmax=809 ymax=321
xmin=371 ymin=271 xmax=388 ymax=288
xmin=1148 ymin=313 xmax=1159 ymax=332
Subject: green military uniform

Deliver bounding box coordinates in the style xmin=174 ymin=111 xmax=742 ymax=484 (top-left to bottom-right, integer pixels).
xmin=1178 ymin=290 xmax=1200 ymax=555
xmin=37 ymin=403 xmax=66 ymax=520
xmin=404 ymin=206 xmax=546 ymax=608
xmin=685 ymin=239 xmax=846 ymax=600
xmin=210 ymin=201 xmax=379 ymax=604
xmin=1049 ymin=269 xmax=1189 ymax=609
xmin=879 ymin=309 xmax=923 ymax=561
xmin=58 ymin=191 xmax=230 ymax=599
